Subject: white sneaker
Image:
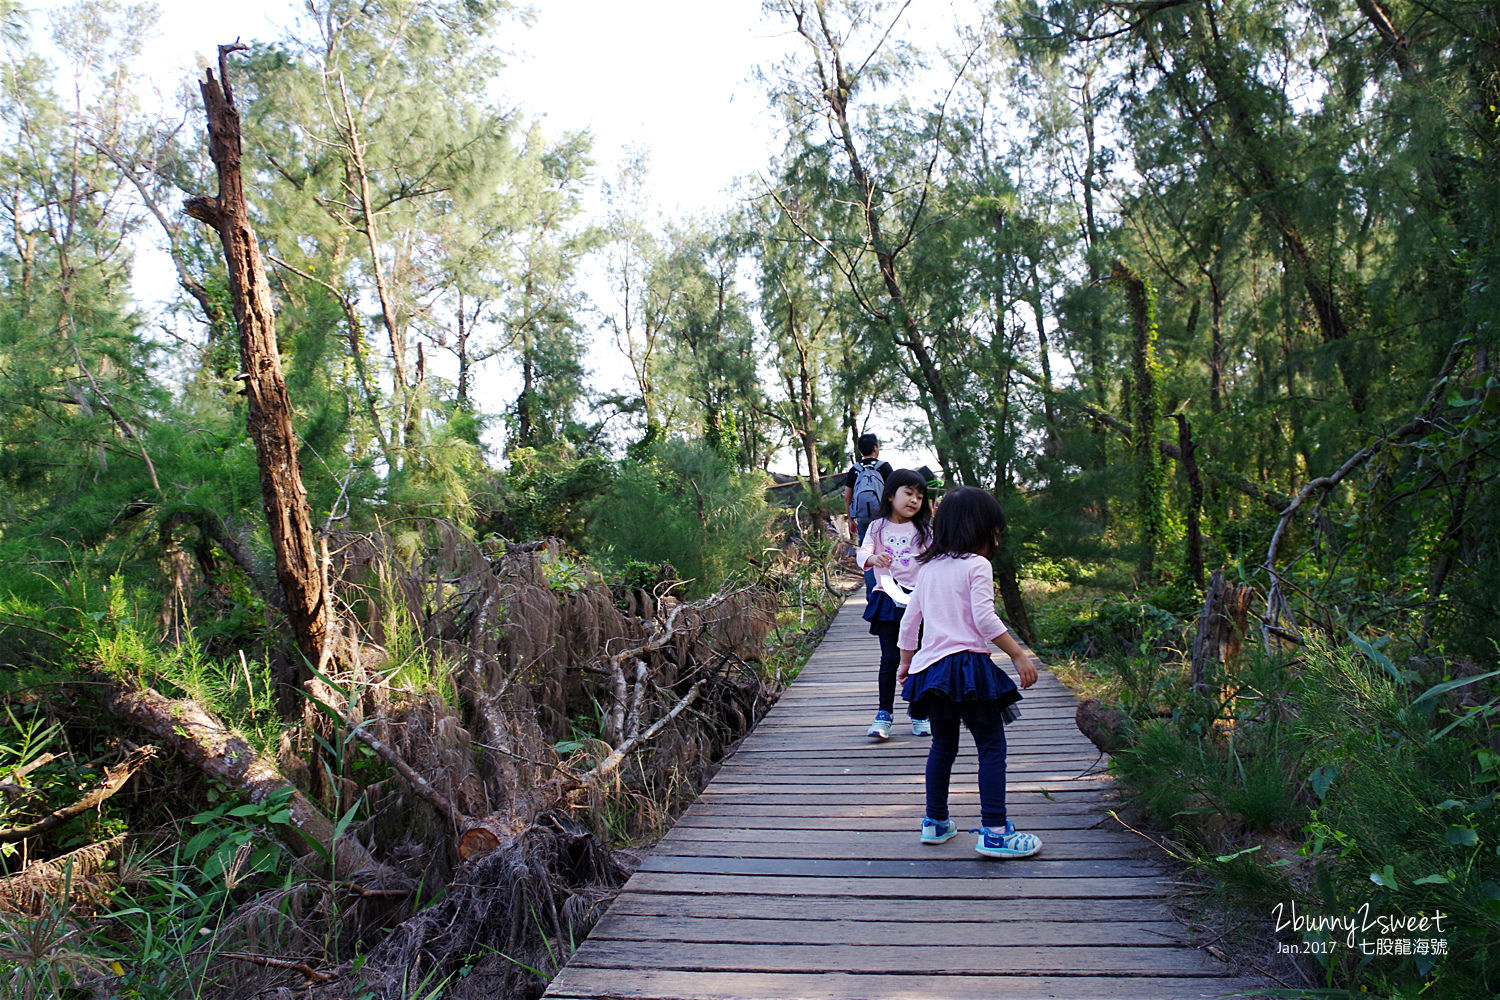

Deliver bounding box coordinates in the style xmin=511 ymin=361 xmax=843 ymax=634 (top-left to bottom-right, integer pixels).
xmin=866 ymin=711 xmax=893 ymax=740
xmin=911 ymin=718 xmax=931 ymax=736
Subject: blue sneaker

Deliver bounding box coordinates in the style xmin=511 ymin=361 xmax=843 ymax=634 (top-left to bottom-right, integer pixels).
xmin=973 ymin=821 xmax=1042 ymax=859
xmin=866 ymin=710 xmax=893 ymax=740
xmin=920 ymin=817 xmax=959 ymax=844
xmin=911 ymin=717 xmax=931 ymax=736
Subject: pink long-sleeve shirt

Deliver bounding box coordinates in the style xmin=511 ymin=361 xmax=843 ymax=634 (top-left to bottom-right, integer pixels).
xmin=897 ymin=553 xmax=1008 ymax=674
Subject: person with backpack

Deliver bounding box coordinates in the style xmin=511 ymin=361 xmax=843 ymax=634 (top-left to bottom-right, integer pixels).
xmin=842 ymin=434 xmax=893 ymax=601
xmin=842 ymin=434 xmax=893 ymax=544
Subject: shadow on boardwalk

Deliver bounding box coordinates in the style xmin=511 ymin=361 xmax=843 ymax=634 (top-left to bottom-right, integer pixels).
xmin=545 ymin=595 xmax=1274 ymax=1000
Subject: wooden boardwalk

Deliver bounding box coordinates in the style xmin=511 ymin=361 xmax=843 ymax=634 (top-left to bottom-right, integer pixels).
xmin=545 ymin=595 xmax=1270 ymax=1000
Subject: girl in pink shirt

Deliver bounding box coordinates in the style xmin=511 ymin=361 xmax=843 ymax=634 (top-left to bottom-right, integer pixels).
xmin=855 ymin=469 xmax=933 ymax=740
xmin=896 ymin=486 xmax=1043 ymax=859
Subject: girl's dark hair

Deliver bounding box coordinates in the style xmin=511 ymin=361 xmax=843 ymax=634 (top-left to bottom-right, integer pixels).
xmin=918 ymin=486 xmax=1006 ymax=563
xmin=877 ymin=469 xmax=932 ymax=545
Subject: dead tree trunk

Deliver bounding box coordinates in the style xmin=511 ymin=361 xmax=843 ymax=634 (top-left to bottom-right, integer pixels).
xmin=1191 ymin=571 xmax=1254 ymax=695
xmin=184 ymin=46 xmax=331 ymax=685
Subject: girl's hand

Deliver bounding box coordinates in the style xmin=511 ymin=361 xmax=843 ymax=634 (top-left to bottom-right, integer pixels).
xmin=994 ymin=631 xmax=1039 ymax=689
xmin=870 ymin=553 xmax=893 ymax=568
xmin=1017 ymin=655 xmax=1039 ymax=689
xmin=896 ymin=662 xmax=910 ymax=684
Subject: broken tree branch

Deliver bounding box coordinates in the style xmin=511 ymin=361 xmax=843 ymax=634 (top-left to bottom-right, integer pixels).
xmin=0 ymin=745 xmax=157 ymax=844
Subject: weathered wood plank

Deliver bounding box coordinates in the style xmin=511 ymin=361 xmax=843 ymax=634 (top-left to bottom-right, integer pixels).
xmin=647 ymin=837 xmax=1154 ymax=862
xmin=561 ymin=939 xmax=1229 ymax=976
xmin=547 ymin=969 xmax=1271 ymax=1000
xmin=620 ymin=871 xmax=1184 ymax=898
xmin=652 ymin=823 xmax=1142 ymax=843
xmin=668 ymin=800 xmax=1117 ymax=820
xmin=636 ymin=854 xmax=1164 ymax=878
xmin=587 ymin=913 xmax=1186 ymax=947
xmin=599 ymin=891 xmax=1185 ymax=924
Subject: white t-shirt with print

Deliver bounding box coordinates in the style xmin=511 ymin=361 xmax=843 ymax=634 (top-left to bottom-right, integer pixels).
xmin=854 ymin=517 xmax=928 ymax=593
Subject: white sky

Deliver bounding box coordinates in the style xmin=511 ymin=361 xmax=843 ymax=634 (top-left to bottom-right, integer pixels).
xmin=104 ymin=0 xmax=957 ymax=472
xmin=130 ymin=0 xmax=792 ymax=217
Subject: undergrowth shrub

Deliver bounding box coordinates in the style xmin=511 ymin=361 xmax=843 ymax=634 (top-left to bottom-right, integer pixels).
xmin=1106 ymin=630 xmax=1500 ymax=997
xmin=482 ymin=445 xmax=614 ymax=548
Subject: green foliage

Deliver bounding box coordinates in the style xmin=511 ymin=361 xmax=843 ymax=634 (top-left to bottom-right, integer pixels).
xmin=1057 ymin=595 xmax=1186 ymax=660
xmin=483 ymin=445 xmax=615 ymax=547
xmin=589 ymin=439 xmax=774 ymax=596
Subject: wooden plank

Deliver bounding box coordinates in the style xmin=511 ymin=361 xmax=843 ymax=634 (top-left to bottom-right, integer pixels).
xmin=666 ymin=800 xmax=1119 ymax=821
xmin=547 ymin=969 xmax=1271 ymax=1000
xmin=587 ymin=913 xmax=1186 ymax=947
xmin=646 ymin=838 xmax=1154 ymax=862
xmin=665 ymin=811 xmax=1120 ymax=833
xmin=561 ymin=939 xmax=1229 ymax=976
xmin=691 ymin=787 xmax=1110 ymax=803
xmin=652 ymin=825 xmax=1144 ymax=845
xmin=620 ymin=871 xmax=1182 ymax=898
xmin=600 ymin=891 xmax=1185 ymax=924
xmin=635 ymin=855 xmax=1163 ymax=878
xmin=699 ymin=773 xmax=1113 ymax=789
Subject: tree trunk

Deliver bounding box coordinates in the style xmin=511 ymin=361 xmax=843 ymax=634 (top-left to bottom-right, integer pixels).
xmin=791 ymin=303 xmax=826 ymax=532
xmin=991 ymin=546 xmax=1034 ymax=645
xmin=185 ymin=46 xmax=332 ymax=685
xmin=1113 ymin=258 xmax=1163 ymax=580
xmin=1173 ymin=412 xmax=1206 ymax=589
xmin=105 ymin=683 xmax=376 ymax=878
xmin=1208 ymin=269 xmax=1224 ymax=413
xmin=792 ymin=2 xmax=977 ymax=485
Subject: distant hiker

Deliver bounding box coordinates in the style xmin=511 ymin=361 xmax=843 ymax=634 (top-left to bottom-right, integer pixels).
xmin=842 ymin=433 xmax=892 ymax=544
xmin=854 ymin=469 xmax=933 ymax=741
xmin=897 ymin=486 xmax=1044 ymax=859
xmin=842 ymin=433 xmax=892 ymax=599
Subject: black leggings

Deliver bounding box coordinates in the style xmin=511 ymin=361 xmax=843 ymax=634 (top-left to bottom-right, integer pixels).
xmin=926 ymin=712 xmax=1009 ymax=827
xmin=873 ymin=620 xmax=900 ymax=713
xmin=872 ymin=620 xmax=926 ymax=719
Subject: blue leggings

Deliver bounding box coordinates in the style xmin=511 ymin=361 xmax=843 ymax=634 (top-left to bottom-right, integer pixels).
xmin=924 ymin=712 xmax=1009 ymax=828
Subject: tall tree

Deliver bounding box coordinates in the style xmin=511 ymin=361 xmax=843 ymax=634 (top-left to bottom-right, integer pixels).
xmin=0 ymin=0 xmax=164 ymax=525
xmin=240 ymin=0 xmax=526 ymax=475
xmin=762 ymin=0 xmax=983 ymax=485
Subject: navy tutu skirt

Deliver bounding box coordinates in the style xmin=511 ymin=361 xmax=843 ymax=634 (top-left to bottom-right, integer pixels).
xmin=862 ymin=589 xmax=904 ymax=634
xmin=902 ymin=650 xmax=1022 ymax=725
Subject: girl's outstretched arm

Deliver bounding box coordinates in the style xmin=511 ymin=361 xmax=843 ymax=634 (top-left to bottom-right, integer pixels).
xmin=994 ymin=630 xmax=1039 ymax=689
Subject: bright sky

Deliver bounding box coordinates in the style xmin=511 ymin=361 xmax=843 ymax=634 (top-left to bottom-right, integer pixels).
xmin=131 ymin=0 xmax=790 ymax=217
xmin=110 ymin=0 xmax=955 ymax=471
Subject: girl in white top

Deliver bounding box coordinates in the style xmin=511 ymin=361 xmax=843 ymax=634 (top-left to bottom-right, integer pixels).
xmin=854 ymin=469 xmax=933 ymax=740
